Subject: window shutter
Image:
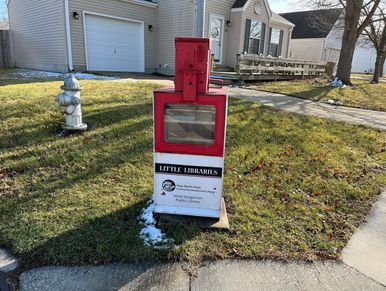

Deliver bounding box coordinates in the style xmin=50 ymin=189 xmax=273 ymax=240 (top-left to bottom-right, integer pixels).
xmin=278 ymin=30 xmax=284 ymax=57
xmin=259 ymin=23 xmax=266 ymax=55
xmin=268 ymin=27 xmax=272 ymax=56
xmin=244 ymin=19 xmax=251 ymax=53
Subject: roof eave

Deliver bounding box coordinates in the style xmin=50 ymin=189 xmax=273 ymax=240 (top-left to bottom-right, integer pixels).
xmin=270 ymin=19 xmax=295 ymax=27
xmin=6 ymin=0 xmax=158 ymax=8
xmin=231 ymin=0 xmax=272 ymax=17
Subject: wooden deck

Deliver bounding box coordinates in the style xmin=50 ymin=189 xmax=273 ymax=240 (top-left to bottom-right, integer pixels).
xmin=211 ymin=54 xmax=328 ymax=83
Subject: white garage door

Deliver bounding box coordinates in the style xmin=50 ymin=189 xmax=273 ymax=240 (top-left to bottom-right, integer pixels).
xmin=84 ymin=14 xmax=144 ymax=72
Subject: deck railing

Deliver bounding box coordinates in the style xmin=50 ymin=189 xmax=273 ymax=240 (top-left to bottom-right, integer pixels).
xmin=235 ymin=54 xmax=327 ymax=80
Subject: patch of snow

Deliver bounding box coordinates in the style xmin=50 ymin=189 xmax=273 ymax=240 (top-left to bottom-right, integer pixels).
xmin=138 ymin=198 xmax=173 ymax=247
xmin=73 ymin=72 xmax=117 ymax=80
xmin=11 ymin=69 xmax=63 ymax=79
xmin=9 ymin=69 xmax=119 ymax=80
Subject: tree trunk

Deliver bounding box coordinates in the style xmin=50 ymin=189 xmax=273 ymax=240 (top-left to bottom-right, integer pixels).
xmin=372 ymin=52 xmax=383 ymax=83
xmin=336 ymin=0 xmax=362 ymax=85
xmin=380 ymin=55 xmax=385 ymax=77
xmin=336 ymin=32 xmax=358 ymax=85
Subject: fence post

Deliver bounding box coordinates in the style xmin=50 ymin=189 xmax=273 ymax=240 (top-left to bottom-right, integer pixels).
xmin=236 ymin=54 xmax=241 ymax=75
xmin=0 ymin=30 xmax=13 ymax=68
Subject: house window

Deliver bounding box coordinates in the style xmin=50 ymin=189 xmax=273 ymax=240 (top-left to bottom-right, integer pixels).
xmin=269 ymin=28 xmax=283 ymax=57
xmin=244 ymin=20 xmax=266 ymax=55
xmin=248 ymin=21 xmax=262 ymax=54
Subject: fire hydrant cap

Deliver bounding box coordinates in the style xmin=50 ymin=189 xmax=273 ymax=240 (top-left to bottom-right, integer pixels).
xmin=61 ymin=74 xmax=82 ymax=91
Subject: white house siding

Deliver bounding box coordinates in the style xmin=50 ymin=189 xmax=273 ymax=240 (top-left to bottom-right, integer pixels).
xmin=269 ymin=22 xmax=291 ymax=58
xmin=204 ymin=0 xmax=234 ymax=67
xmin=8 ymin=0 xmax=69 ymax=72
xmin=289 ymin=38 xmax=325 ymax=61
xmin=69 ymin=0 xmax=157 ymax=73
xmin=351 ymin=45 xmax=386 ymax=74
xmin=227 ymin=0 xmax=270 ymax=68
xmin=324 ymin=22 xmax=343 ymax=50
xmin=156 ymin=0 xmax=195 ymax=75
xmin=242 ymin=0 xmax=270 ymax=54
xmin=228 ymin=11 xmax=243 ymax=68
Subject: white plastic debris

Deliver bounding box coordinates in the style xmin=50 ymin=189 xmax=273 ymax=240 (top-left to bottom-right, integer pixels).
xmin=324 ymin=99 xmax=342 ymax=105
xmin=138 ymin=198 xmax=173 ymax=247
xmin=329 ymin=77 xmax=343 ymax=87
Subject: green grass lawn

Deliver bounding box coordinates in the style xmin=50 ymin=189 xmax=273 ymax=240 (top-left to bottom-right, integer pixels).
xmin=250 ymin=79 xmax=386 ymax=111
xmin=0 ymin=78 xmax=385 ymax=269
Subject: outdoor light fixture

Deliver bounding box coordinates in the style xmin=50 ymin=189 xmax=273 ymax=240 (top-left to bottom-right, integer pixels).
xmin=148 ymin=25 xmax=154 ymax=31
xmin=73 ymin=12 xmax=79 ymax=19
xmin=226 ymin=20 xmax=231 ymax=26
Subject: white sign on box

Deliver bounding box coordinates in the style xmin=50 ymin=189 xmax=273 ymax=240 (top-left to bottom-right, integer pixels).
xmin=154 ymin=153 xmax=224 ymax=218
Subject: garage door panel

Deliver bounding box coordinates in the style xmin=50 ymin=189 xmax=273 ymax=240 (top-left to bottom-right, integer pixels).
xmin=86 ymin=33 xmax=140 ymax=47
xmin=87 ymin=39 xmax=139 ymax=51
xmin=86 ymin=26 xmax=141 ymax=39
xmin=87 ymin=48 xmax=139 ymax=59
xmin=84 ymin=14 xmax=144 ymax=72
xmin=88 ymin=57 xmax=141 ymax=68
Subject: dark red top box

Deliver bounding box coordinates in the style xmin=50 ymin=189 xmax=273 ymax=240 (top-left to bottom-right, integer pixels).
xmin=174 ymin=37 xmax=211 ymax=101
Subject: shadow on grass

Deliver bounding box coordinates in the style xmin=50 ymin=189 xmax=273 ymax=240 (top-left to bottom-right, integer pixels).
xmin=0 ymin=102 xmax=153 ymax=152
xmin=9 ymin=200 xmax=201 ymax=290
xmin=1 ymin=99 xmax=204 ymax=273
xmin=287 ymin=86 xmax=336 ymax=102
xmin=19 ymin=200 xmax=156 ymax=267
xmin=10 ymin=200 xmax=202 ymax=274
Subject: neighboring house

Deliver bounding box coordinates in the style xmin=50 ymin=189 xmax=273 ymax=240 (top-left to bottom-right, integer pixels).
xmin=7 ymin=0 xmax=294 ymax=75
xmin=351 ymin=43 xmax=383 ymax=74
xmin=280 ymin=9 xmax=386 ymax=74
xmin=280 ymin=9 xmax=342 ymax=63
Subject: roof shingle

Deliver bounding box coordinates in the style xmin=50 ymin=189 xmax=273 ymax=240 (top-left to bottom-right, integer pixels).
xmin=280 ymin=9 xmax=342 ymax=39
xmin=232 ymin=0 xmax=249 ymax=8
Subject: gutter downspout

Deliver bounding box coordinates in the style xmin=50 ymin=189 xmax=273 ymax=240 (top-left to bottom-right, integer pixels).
xmin=195 ymin=0 xmax=205 ymax=37
xmin=64 ymin=0 xmax=74 ymax=71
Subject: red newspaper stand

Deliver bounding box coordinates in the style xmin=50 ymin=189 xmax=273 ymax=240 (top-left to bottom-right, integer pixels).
xmin=153 ymin=38 xmax=228 ymax=219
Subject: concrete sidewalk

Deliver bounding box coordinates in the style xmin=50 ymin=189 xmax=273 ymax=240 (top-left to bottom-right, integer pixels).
xmin=343 ymin=191 xmax=386 ymax=286
xmin=18 ymin=260 xmax=385 ymax=291
xmin=229 ymin=88 xmax=386 ymax=131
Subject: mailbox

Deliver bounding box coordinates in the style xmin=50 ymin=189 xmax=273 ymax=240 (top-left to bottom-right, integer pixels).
xmin=153 ymin=38 xmax=228 ymax=219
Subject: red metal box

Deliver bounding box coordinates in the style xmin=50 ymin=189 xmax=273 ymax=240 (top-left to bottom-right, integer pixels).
xmin=154 ymin=87 xmax=227 ymax=157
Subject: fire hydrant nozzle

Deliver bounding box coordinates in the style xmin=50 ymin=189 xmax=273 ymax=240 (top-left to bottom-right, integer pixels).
xmin=56 ymin=74 xmax=87 ymax=132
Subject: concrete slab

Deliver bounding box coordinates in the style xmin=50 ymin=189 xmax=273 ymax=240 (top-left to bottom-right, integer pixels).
xmin=0 ymin=248 xmax=19 ymax=273
xmin=342 ymin=191 xmax=386 ymax=286
xmin=158 ymin=198 xmax=230 ymax=229
xmin=19 ymin=259 xmax=386 ymax=290
xmin=19 ymin=263 xmax=189 ymax=291
xmin=229 ymin=88 xmax=386 ymax=131
xmin=191 ymin=260 xmax=385 ymax=291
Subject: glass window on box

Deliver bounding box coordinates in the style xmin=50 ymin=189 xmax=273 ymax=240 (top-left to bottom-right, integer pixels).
xmin=164 ymin=104 xmax=216 ymax=145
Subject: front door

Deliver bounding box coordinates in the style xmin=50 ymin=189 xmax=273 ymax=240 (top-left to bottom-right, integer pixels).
xmin=208 ymin=14 xmax=224 ymax=64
